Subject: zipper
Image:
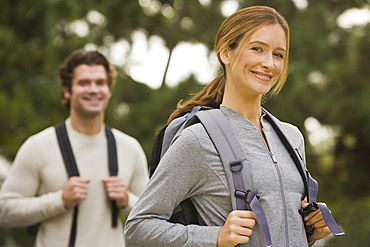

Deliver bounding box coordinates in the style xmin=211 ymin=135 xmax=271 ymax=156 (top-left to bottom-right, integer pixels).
xmin=269 ymin=150 xmax=278 ymax=163
xmin=259 ymin=129 xmax=290 ymax=246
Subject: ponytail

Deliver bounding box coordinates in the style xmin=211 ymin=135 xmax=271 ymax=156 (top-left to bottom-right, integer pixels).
xmin=167 ymin=74 xmax=226 ymax=123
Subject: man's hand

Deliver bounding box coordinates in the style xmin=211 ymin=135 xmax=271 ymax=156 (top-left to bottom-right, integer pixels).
xmin=62 ymin=176 xmax=90 ymax=209
xmin=301 ymin=201 xmax=331 ymax=241
xmin=102 ymin=176 xmax=128 ymax=209
xmin=217 ymin=210 xmax=256 ymax=247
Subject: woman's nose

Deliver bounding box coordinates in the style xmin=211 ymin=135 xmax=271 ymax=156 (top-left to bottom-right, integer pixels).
xmin=261 ymin=54 xmax=274 ymax=69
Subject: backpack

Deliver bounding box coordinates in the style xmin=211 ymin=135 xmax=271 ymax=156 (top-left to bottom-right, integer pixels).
xmin=149 ymin=106 xmax=344 ymax=246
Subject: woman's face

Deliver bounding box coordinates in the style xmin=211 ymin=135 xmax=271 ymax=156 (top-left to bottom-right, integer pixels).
xmin=221 ymin=24 xmax=287 ymax=100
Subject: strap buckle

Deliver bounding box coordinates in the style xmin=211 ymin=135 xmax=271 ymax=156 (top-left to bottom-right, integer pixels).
xmin=230 ymin=160 xmax=242 ymax=172
xmin=234 ymin=189 xmax=250 ymax=199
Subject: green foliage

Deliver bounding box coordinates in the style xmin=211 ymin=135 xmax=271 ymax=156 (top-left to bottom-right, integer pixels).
xmin=1 ymin=0 xmax=369 ymax=245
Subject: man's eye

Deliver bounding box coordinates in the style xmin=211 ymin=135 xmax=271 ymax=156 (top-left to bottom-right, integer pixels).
xmin=78 ymin=80 xmax=89 ymax=85
xmin=96 ymin=80 xmax=108 ymax=86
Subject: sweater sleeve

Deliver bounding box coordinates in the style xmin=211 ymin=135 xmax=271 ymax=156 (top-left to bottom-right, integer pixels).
xmin=0 ymin=136 xmax=67 ymax=227
xmin=124 ymin=128 xmax=220 ymax=247
xmin=122 ymin=138 xmax=149 ymax=216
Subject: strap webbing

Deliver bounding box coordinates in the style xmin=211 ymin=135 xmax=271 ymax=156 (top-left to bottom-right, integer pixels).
xmin=55 ymin=123 xmax=79 ymax=247
xmin=195 ymin=110 xmax=272 ymax=247
xmin=55 ymin=123 xmax=119 ymax=246
xmin=263 ymin=110 xmax=309 ymax=201
xmin=55 ymin=123 xmax=79 ymax=177
xmin=262 ymin=109 xmax=344 ymax=236
xmin=317 ymin=203 xmax=345 ymax=236
xmin=105 ymin=125 xmax=119 ymax=228
xmin=68 ymin=207 xmax=78 ymax=247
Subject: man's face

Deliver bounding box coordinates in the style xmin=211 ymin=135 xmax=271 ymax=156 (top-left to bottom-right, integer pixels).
xmin=63 ymin=64 xmax=111 ymax=118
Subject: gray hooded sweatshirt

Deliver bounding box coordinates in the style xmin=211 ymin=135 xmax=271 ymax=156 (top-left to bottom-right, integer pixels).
xmin=125 ymin=106 xmax=310 ymax=247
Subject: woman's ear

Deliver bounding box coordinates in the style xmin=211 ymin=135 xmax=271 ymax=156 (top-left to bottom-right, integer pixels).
xmin=219 ymin=46 xmax=231 ymax=65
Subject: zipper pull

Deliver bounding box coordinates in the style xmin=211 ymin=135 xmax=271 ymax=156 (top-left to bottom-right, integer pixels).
xmin=269 ymin=151 xmax=278 ymax=163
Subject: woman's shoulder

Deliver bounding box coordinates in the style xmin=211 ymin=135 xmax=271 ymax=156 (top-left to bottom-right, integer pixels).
xmin=168 ymin=122 xmax=215 ymax=160
xmin=263 ymin=110 xmax=305 ymax=147
xmin=175 ymin=122 xmax=210 ymax=144
xmin=279 ymin=121 xmax=303 ymax=138
xmin=263 ymin=110 xmax=303 ymax=138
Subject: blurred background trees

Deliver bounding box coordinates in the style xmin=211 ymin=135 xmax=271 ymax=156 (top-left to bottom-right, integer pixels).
xmin=0 ymin=0 xmax=369 ymax=246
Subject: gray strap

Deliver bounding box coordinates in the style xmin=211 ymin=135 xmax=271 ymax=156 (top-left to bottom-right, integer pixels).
xmin=162 ymin=106 xmax=203 ymax=158
xmin=196 ymin=109 xmax=272 ymax=247
xmin=195 ymin=110 xmax=252 ymax=209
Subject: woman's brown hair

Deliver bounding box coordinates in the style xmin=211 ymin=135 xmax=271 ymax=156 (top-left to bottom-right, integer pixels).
xmin=168 ymin=6 xmax=290 ymax=122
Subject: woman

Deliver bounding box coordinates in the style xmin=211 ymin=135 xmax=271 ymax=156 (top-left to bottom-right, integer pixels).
xmin=125 ymin=6 xmax=331 ymax=247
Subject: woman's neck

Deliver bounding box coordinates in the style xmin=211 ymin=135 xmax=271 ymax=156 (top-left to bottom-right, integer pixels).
xmin=222 ymin=92 xmax=263 ymax=130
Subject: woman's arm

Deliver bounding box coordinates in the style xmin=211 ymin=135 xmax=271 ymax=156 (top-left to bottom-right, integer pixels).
xmin=124 ymin=127 xmax=221 ymax=247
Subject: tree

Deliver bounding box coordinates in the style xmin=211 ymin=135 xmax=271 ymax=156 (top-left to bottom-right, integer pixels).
xmin=1 ymin=0 xmax=369 ymax=245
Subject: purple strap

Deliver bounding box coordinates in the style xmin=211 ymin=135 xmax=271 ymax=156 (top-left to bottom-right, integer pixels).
xmin=233 ymin=167 xmax=272 ymax=247
xmin=249 ymin=193 xmax=273 ymax=247
xmin=307 ymin=174 xmax=319 ymax=203
xmin=317 ymin=203 xmax=344 ymax=236
xmin=308 ymin=173 xmax=344 ymax=236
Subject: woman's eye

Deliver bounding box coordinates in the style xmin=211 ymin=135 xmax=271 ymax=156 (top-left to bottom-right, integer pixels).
xmin=274 ymin=53 xmax=284 ymax=59
xmin=251 ymin=47 xmax=262 ymax=52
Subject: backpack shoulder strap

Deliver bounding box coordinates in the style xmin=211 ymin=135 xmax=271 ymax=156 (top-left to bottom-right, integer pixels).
xmin=149 ymin=106 xmax=210 ymax=177
xmin=105 ymin=125 xmax=119 ymax=228
xmin=162 ymin=106 xmax=209 ymax=158
xmin=55 ymin=123 xmax=120 ymax=247
xmin=55 ymin=122 xmax=79 ymax=177
xmin=149 ymin=124 xmax=167 ymax=177
xmin=262 ymin=109 xmax=344 ymax=237
xmin=262 ymin=108 xmax=319 ymax=203
xmin=192 ymin=109 xmax=251 ymax=210
xmin=55 ymin=122 xmax=79 ymax=247
xmin=262 ymin=109 xmax=310 ymax=200
xmin=105 ymin=125 xmax=118 ymax=177
xmin=194 ymin=109 xmax=273 ymax=247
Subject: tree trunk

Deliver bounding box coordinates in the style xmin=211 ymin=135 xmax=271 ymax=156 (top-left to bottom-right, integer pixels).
xmin=160 ymin=47 xmax=173 ymax=90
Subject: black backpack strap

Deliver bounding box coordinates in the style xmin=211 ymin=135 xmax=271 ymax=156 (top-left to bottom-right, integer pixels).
xmin=105 ymin=125 xmax=119 ymax=228
xmin=55 ymin=123 xmax=79 ymax=247
xmin=55 ymin=123 xmax=79 ymax=177
xmin=194 ymin=109 xmax=273 ymax=247
xmin=262 ymin=109 xmax=344 ymax=237
xmin=149 ymin=124 xmax=167 ymax=177
xmin=55 ymin=123 xmax=120 ymax=246
xmin=262 ymin=110 xmax=310 ymax=200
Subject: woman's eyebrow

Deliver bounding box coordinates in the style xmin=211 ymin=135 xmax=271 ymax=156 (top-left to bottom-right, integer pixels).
xmin=249 ymin=40 xmax=286 ymax=52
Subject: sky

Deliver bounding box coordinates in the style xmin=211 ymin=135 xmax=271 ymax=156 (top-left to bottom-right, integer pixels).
xmin=105 ymin=4 xmax=370 ymax=89
xmin=74 ymin=2 xmax=370 ymax=90
xmin=109 ymin=33 xmax=219 ymax=89
xmin=105 ymin=2 xmax=370 ymax=149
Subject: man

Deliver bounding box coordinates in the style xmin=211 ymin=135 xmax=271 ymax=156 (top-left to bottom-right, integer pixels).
xmin=0 ymin=50 xmax=149 ymax=246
